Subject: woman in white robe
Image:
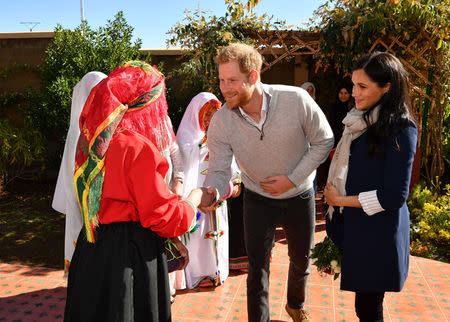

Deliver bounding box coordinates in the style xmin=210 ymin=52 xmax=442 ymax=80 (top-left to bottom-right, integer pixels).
xmin=52 ymin=71 xmax=107 ymax=273
xmin=177 ymin=92 xmax=238 ymax=288
xmin=160 ymin=116 xmax=188 ymax=296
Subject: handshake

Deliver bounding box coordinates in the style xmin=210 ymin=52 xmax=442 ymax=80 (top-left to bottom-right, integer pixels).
xmin=185 ymin=186 xmax=218 ymax=213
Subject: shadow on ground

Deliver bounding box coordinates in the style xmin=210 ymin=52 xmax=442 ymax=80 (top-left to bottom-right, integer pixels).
xmin=0 ymin=179 xmax=64 ymax=269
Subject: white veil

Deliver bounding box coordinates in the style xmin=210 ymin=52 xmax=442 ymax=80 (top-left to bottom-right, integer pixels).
xmin=177 ymin=92 xmax=220 ymax=198
xmin=52 ymin=71 xmax=107 ymax=271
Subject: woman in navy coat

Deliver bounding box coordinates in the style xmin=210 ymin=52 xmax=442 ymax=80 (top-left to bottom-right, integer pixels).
xmin=324 ymin=52 xmax=417 ymax=321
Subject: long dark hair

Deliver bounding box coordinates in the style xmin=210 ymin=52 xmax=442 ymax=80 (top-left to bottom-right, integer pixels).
xmin=353 ymin=51 xmax=415 ymax=156
xmin=334 ymin=81 xmax=354 ymax=110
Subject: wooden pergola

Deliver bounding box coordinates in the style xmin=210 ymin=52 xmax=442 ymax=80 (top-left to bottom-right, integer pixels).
xmin=250 ymin=30 xmax=320 ymax=73
xmin=368 ymin=33 xmax=446 ymax=182
xmin=250 ymin=29 xmax=446 ymax=184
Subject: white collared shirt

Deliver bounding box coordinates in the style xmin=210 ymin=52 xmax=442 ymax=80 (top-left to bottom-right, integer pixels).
xmin=358 ymin=190 xmax=385 ymax=216
xmin=239 ymin=93 xmax=268 ymax=130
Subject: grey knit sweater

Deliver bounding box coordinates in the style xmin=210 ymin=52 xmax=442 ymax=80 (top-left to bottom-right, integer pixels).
xmin=204 ymin=83 xmax=334 ymax=199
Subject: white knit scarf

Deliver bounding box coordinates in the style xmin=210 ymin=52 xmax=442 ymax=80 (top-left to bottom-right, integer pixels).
xmin=327 ymin=106 xmax=380 ymax=218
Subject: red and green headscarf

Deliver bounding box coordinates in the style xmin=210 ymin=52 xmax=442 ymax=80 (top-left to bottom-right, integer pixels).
xmin=74 ymin=61 xmax=175 ymax=243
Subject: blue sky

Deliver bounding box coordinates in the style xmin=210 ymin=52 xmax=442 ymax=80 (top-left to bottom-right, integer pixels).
xmin=1 ymin=0 xmax=324 ymax=48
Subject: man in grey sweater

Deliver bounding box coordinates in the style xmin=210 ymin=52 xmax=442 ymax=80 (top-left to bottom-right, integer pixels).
xmin=203 ymin=43 xmax=334 ymax=321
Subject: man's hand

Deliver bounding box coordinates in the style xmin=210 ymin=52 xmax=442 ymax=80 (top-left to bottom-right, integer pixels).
xmin=185 ymin=187 xmax=217 ymax=212
xmin=231 ymin=183 xmax=242 ymax=198
xmin=260 ymin=175 xmax=295 ymax=196
xmin=198 ymin=186 xmax=217 ymax=213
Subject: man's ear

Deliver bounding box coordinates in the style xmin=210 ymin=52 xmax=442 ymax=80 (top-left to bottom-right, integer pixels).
xmin=249 ymin=70 xmax=259 ymax=85
xmin=383 ymin=82 xmax=391 ymax=94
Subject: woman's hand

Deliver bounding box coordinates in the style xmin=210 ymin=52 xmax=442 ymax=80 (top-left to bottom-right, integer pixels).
xmin=171 ymin=238 xmax=189 ymax=269
xmin=324 ymin=182 xmax=362 ymax=209
xmin=186 ymin=187 xmax=216 ymax=212
xmin=171 ymin=179 xmax=183 ymax=200
xmin=324 ymin=182 xmax=341 ymax=206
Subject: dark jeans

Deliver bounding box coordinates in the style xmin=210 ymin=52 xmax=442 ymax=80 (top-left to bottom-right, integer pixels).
xmin=243 ymin=188 xmax=315 ymax=322
xmin=355 ymin=292 xmax=385 ymax=322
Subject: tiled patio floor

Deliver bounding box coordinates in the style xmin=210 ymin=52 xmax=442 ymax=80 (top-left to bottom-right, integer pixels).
xmin=1 ymin=229 xmax=448 ymax=322
xmin=1 ymin=194 xmax=449 ymax=321
xmin=173 ymin=228 xmax=450 ymax=321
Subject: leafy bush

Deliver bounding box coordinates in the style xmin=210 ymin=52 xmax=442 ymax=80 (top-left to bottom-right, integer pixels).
xmin=23 ymin=11 xmax=144 ymax=142
xmin=311 ymin=0 xmax=450 ymax=190
xmin=0 ymin=92 xmax=25 ymax=108
xmin=0 ymin=12 xmax=147 ymax=187
xmin=0 ymin=119 xmax=45 ymax=184
xmin=443 ymin=103 xmax=450 ymax=185
xmin=311 ymin=0 xmax=449 ymax=74
xmin=408 ymin=183 xmax=450 ymax=261
xmin=166 ymin=0 xmax=284 ymax=101
xmin=8 ymin=11 xmax=150 ymax=175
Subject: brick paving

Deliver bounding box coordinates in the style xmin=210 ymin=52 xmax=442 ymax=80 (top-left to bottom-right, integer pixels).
xmin=1 ymin=195 xmax=449 ymax=321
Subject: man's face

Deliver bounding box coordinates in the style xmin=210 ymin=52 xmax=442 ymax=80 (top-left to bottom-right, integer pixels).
xmin=218 ymin=61 xmax=253 ymax=109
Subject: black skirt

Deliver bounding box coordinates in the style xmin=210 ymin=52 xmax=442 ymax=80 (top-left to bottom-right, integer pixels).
xmin=64 ymin=221 xmax=171 ymax=322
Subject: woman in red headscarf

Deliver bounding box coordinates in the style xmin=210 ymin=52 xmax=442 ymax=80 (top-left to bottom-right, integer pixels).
xmin=64 ymin=61 xmax=208 ymax=322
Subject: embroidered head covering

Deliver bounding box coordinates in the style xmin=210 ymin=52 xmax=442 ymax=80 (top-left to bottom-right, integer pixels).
xmin=52 ymin=71 xmax=107 ymax=270
xmin=74 ymin=61 xmax=175 ymax=243
xmin=176 ymin=92 xmax=221 ymax=199
xmin=198 ymin=100 xmax=221 ymax=132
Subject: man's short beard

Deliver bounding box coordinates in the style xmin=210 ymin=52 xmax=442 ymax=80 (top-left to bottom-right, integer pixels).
xmin=230 ymin=90 xmax=251 ymax=109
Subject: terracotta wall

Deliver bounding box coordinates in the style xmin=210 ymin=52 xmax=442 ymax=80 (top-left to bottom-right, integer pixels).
xmin=1 ymin=34 xmax=308 ymax=96
xmin=0 ymin=32 xmax=53 ymax=94
xmin=0 ymin=33 xmax=339 ymax=121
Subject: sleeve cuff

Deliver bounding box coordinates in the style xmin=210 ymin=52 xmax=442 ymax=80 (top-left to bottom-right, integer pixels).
xmin=173 ymin=172 xmax=184 ymax=182
xmin=183 ymin=200 xmax=198 ymax=231
xmin=358 ymin=190 xmax=385 ymax=216
xmin=221 ymin=181 xmax=234 ymax=200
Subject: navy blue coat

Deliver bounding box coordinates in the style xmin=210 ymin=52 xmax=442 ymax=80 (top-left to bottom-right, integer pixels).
xmin=340 ymin=121 xmax=417 ymax=292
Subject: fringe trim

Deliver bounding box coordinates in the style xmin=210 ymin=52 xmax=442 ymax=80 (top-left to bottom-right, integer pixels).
xmin=229 ymin=256 xmax=249 ymax=270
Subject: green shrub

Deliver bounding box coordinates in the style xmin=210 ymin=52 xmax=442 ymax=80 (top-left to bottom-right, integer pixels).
xmin=23 ymin=11 xmax=143 ymax=141
xmin=7 ymin=11 xmax=152 ymax=176
xmin=408 ymin=183 xmax=450 ymax=261
xmin=312 ymin=0 xmax=449 ymax=189
xmin=0 ymin=119 xmax=45 ymax=184
xmin=166 ymin=0 xmax=285 ymax=127
xmin=442 ymin=103 xmax=450 ymax=185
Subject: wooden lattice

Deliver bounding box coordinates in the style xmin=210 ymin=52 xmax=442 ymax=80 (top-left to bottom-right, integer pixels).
xmin=250 ymin=30 xmax=320 ymax=73
xmin=368 ymin=32 xmax=446 ymax=182
xmin=369 ymin=33 xmax=433 ymax=142
xmin=251 ymin=29 xmax=446 ymax=183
